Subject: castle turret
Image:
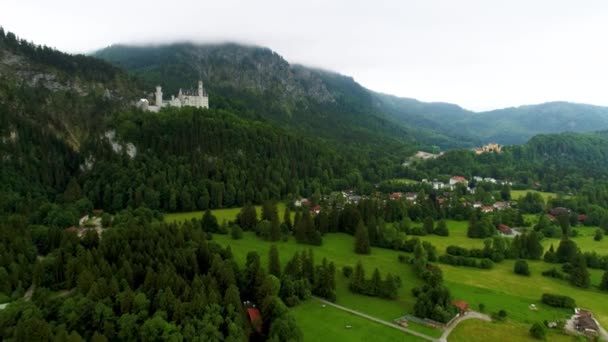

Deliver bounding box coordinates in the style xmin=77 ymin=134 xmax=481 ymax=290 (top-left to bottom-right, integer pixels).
xmin=155 ymin=86 xmax=163 ymax=107
xmin=198 ymin=80 xmax=204 ymax=97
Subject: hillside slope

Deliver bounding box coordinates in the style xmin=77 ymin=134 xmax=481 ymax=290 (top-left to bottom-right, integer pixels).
xmin=94 ymin=43 xmax=470 ymax=149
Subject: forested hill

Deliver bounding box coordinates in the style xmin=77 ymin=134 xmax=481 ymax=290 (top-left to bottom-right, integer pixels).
xmin=94 ymin=43 xmax=469 ymax=149
xmin=0 ymin=28 xmax=140 ymax=150
xmin=375 ymin=93 xmax=608 ymax=146
xmin=0 ymin=29 xmax=406 ymax=212
xmin=406 ymin=131 xmax=608 ymax=194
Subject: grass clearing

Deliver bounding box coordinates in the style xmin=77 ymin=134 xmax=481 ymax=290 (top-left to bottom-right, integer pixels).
xmin=165 ymin=202 xmax=290 ymax=224
xmin=448 ymin=319 xmax=577 ymax=342
xmin=511 ymin=190 xmax=558 ymax=202
xmin=387 ymin=178 xmax=420 ymax=185
xmin=292 ymin=299 xmax=425 ymax=342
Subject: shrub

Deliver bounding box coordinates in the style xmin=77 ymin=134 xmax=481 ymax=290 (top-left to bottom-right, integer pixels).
xmin=541 ymin=293 xmax=576 ymax=308
xmin=514 ymin=260 xmax=530 ymax=276
xmin=595 ymin=229 xmax=604 ymax=241
xmin=342 ymin=266 xmax=353 ymax=278
xmin=230 ymin=225 xmax=243 ymax=240
xmin=479 ymin=259 xmax=494 ymax=269
xmin=491 ymin=309 xmax=508 ymax=321
xmin=541 ymin=268 xmax=565 ymax=279
xmin=478 ymin=303 xmax=486 ymax=313
xmin=529 ymin=322 xmax=546 ymax=340
xmin=397 ymin=254 xmax=410 ymax=264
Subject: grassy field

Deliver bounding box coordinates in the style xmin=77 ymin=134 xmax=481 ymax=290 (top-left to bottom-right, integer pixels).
xmin=292 ymin=299 xmax=425 ymax=342
xmin=211 ymin=226 xmax=608 ymax=330
xmin=164 ymin=202 xmax=290 ymax=224
xmin=511 ymin=190 xmax=558 ymax=202
xmin=387 ymin=178 xmax=420 ymax=185
xmin=448 ymin=319 xmax=578 ymax=342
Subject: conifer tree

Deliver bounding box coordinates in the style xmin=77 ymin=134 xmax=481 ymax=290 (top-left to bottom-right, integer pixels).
xmin=269 ymin=215 xmax=281 ymax=242
xmin=354 ymin=221 xmax=371 ymax=254
xmin=370 ymin=268 xmax=382 ymax=296
xmin=600 ymin=269 xmax=608 ymax=292
xmin=269 ymin=245 xmax=281 ymax=278
xmin=283 ymin=207 xmax=292 ymax=230
xmin=423 ymin=216 xmax=434 ymax=235
xmin=569 ymin=252 xmax=590 ymax=288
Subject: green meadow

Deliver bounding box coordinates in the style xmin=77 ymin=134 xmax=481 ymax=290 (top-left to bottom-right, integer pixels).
xmin=510 ymin=189 xmax=558 ymax=202
xmin=211 ymin=223 xmax=608 ymax=340
xmin=448 ymin=319 xmax=577 ymax=342
xmin=164 ymin=202 xmax=291 ymax=224
xmin=291 ymin=299 xmax=425 ymax=342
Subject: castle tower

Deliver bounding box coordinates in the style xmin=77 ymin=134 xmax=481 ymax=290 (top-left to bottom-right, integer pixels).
xmin=198 ymin=80 xmax=204 ymax=98
xmin=155 ymin=86 xmax=163 ymax=107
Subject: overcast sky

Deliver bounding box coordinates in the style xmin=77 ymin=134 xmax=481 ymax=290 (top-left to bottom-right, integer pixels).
xmin=2 ymin=0 xmax=607 ymax=111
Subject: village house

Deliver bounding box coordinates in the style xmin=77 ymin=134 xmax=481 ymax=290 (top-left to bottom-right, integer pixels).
xmin=574 ymin=308 xmax=600 ymax=337
xmin=389 ymin=192 xmax=402 ymax=200
xmin=497 ymin=224 xmax=513 ymax=235
xmin=311 ymin=205 xmax=321 ymax=215
xmin=481 ymin=206 xmax=494 ymax=213
xmin=449 ymin=176 xmax=468 ymax=186
xmin=405 ymin=192 xmax=418 ymax=201
xmin=493 ymin=201 xmax=509 ymax=210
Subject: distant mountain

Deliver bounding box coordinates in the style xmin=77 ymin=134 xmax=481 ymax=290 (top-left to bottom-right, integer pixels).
xmin=374 ymin=93 xmax=608 ymax=146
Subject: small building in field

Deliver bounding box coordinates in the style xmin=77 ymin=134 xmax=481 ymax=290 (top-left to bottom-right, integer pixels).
xmin=452 ymin=300 xmax=469 ymax=315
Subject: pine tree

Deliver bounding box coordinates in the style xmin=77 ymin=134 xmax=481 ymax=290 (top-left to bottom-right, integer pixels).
xmin=354 ymin=221 xmax=371 ymax=254
xmin=423 ymin=216 xmax=434 ymax=235
xmin=383 ymin=273 xmax=398 ymax=299
xmin=269 ymin=215 xmax=281 ymax=241
xmin=413 ymin=240 xmax=428 ymax=276
xmin=283 ymin=207 xmax=292 ymax=230
xmin=269 ymin=245 xmax=281 ymax=278
xmin=569 ymin=252 xmax=591 ymax=288
xmin=350 ymin=261 xmax=366 ymax=293
xmin=434 ymin=220 xmax=449 ymax=236
xmin=202 ymin=209 xmax=219 ymax=233
xmin=600 ymin=269 xmax=608 ymax=292
xmin=467 ymin=213 xmax=479 ymax=238
xmin=370 ymin=268 xmax=382 ymax=296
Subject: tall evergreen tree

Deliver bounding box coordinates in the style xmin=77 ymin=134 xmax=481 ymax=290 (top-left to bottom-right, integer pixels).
xmin=569 ymin=252 xmax=591 ymax=288
xmin=354 ymin=221 xmax=371 ymax=254
xmin=283 ymin=207 xmax=292 ymax=230
xmin=268 ymin=245 xmax=281 ymax=278
xmin=600 ymin=269 xmax=608 ymax=292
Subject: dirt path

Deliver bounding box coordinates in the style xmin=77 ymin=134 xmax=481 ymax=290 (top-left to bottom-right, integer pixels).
xmin=439 ymin=311 xmax=491 ymax=342
xmin=312 ymin=296 xmax=438 ymax=341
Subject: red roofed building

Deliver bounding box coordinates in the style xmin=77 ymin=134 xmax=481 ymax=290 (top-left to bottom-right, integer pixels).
xmin=247 ymin=307 xmax=262 ymax=333
xmin=389 ymin=192 xmax=402 ymax=200
xmin=578 ymin=214 xmax=588 ymax=223
xmin=497 ymin=224 xmax=512 ymax=235
xmin=311 ymin=205 xmax=321 ymax=215
xmin=452 ymin=300 xmax=469 ymax=315
xmin=449 ymin=176 xmax=468 ymax=185
xmin=481 ymin=206 xmax=494 ymax=213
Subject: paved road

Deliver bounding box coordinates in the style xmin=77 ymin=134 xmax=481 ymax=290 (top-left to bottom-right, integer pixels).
xmin=438 ymin=311 xmax=491 ymax=342
xmin=313 ymin=296 xmax=438 ymax=341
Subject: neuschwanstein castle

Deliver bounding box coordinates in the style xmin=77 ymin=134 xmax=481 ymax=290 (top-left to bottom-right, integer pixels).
xmin=138 ymin=80 xmax=209 ymax=112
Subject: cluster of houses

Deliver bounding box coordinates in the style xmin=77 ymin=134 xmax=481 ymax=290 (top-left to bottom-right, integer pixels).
xmin=420 ymin=176 xmax=512 ymax=192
